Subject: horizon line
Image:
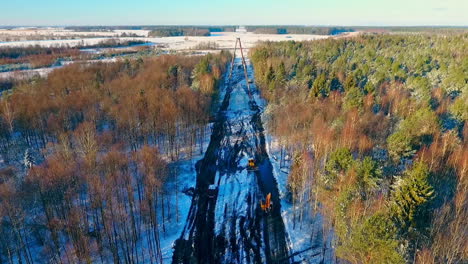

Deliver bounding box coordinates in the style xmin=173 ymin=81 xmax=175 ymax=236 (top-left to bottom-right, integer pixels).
xmin=1 ymin=24 xmax=468 ymax=28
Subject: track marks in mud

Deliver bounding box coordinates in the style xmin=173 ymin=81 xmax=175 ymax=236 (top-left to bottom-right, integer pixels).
xmin=173 ymin=59 xmax=290 ymax=264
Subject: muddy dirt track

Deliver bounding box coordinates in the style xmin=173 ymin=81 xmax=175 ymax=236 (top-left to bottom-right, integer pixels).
xmin=172 ymin=58 xmax=291 ymax=264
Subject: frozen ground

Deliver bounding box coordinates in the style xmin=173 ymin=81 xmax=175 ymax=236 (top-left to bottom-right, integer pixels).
xmin=160 ymin=134 xmax=211 ymax=263
xmin=0 ymin=31 xmax=329 ymax=49
xmin=263 ymin=135 xmax=336 ymax=264
xmin=0 ymin=31 xmax=330 ymax=81
xmin=0 ymin=66 xmax=57 ymax=79
xmin=0 ymin=37 xmax=147 ymax=48
xmin=172 ymin=56 xmax=290 ymax=264
xmin=253 ymin=74 xmax=336 ymax=263
xmin=0 ymin=28 xmax=338 ymax=262
xmin=172 ymin=52 xmax=336 ymax=263
xmin=0 ymin=28 xmax=150 ymax=40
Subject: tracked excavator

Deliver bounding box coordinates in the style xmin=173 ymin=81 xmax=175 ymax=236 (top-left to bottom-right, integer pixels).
xmin=247 ymin=158 xmax=259 ymax=171
xmin=260 ymin=193 xmax=273 ymax=213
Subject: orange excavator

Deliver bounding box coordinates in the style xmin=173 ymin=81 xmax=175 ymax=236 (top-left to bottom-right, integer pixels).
xmin=260 ymin=193 xmax=273 ymax=213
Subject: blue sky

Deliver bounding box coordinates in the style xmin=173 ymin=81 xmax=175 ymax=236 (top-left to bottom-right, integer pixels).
xmin=1 ymin=0 xmax=467 ymax=26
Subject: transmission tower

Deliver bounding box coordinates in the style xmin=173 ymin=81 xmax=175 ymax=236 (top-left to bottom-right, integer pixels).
xmin=227 ymin=38 xmax=252 ymax=97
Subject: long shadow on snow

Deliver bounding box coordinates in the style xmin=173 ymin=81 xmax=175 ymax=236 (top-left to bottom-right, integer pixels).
xmin=172 ymin=64 xmax=290 ymax=264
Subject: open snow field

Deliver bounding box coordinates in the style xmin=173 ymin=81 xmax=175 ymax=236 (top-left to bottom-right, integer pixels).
xmin=0 ymin=30 xmax=331 ymax=80
xmin=0 ymin=28 xmax=150 ymax=41
xmin=146 ymin=32 xmax=329 ymax=51
xmin=0 ymin=31 xmax=329 ymax=49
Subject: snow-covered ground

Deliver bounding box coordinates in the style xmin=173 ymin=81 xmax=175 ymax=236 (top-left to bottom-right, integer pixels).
xmin=0 ymin=29 xmax=340 ymax=262
xmin=0 ymin=37 xmax=146 ymax=48
xmin=0 ymin=28 xmax=329 ymax=82
xmin=263 ymin=134 xmax=336 ymax=263
xmin=253 ymin=72 xmax=336 ymax=264
xmin=172 ymin=57 xmax=291 ymax=263
xmin=0 ymin=28 xmax=150 ymax=40
xmin=212 ymin=76 xmax=266 ymax=263
xmin=0 ymin=66 xmax=56 ymax=79
xmin=0 ymin=31 xmax=329 ymax=49
xmin=0 ymin=31 xmax=330 ymax=81
xmin=160 ymin=142 xmax=210 ymax=263
xmin=0 ymin=29 xmax=337 ymax=262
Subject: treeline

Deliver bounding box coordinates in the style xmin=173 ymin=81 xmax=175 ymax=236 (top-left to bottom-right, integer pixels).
xmin=62 ymin=25 xmax=468 ymax=36
xmin=68 ymin=26 xmax=237 ymax=34
xmin=251 ymin=34 xmax=467 ymax=263
xmin=148 ymin=26 xmax=236 ymax=37
xmin=368 ymin=26 xmax=468 ymax=34
xmin=0 ymin=46 xmax=77 ymax=59
xmin=79 ymin=39 xmax=148 ymax=49
xmin=191 ymin=41 xmax=220 ymax=50
xmin=248 ymin=26 xmax=355 ymax=35
xmin=145 ymin=26 xmax=236 ymax=37
xmin=0 ymin=40 xmax=149 ymax=68
xmin=0 ymin=52 xmax=231 ymax=263
xmin=248 ymin=26 xmax=468 ymax=35
xmin=0 ymin=46 xmax=80 ymax=68
xmin=149 ymin=28 xmax=211 ymax=37
xmin=0 ymin=40 xmax=148 ymax=59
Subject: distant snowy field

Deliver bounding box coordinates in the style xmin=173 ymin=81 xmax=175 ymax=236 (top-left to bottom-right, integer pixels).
xmin=0 ymin=37 xmax=147 ymax=48
xmin=0 ymin=27 xmax=150 ymax=38
xmin=0 ymin=30 xmax=330 ymax=81
xmin=0 ymin=30 xmax=329 ymax=49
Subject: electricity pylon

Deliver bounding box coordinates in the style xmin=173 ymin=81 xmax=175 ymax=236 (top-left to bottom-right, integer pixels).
xmin=227 ymin=38 xmax=252 ymax=97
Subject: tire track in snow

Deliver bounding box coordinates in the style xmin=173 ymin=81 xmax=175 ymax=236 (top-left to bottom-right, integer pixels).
xmin=172 ymin=58 xmax=290 ymax=264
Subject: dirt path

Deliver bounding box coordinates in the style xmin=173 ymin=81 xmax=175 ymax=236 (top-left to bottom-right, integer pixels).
xmin=172 ymin=58 xmax=290 ymax=264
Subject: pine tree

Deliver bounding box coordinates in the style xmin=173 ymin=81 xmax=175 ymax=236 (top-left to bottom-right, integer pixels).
xmin=266 ymin=65 xmax=276 ymax=91
xmin=343 ymin=86 xmax=364 ymax=110
xmin=387 ymin=131 xmax=414 ymax=162
xmin=355 ymin=156 xmax=382 ymax=199
xmin=391 ymin=162 xmax=434 ymax=232
xmin=324 ymin=147 xmax=354 ymax=186
xmin=309 ymin=73 xmax=328 ymax=98
xmin=275 ymin=62 xmax=287 ymax=84
xmin=337 ymin=213 xmax=405 ymax=264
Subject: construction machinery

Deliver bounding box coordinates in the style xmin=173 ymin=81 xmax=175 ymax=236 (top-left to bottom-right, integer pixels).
xmin=260 ymin=193 xmax=273 ymax=213
xmin=247 ymin=158 xmax=258 ymax=171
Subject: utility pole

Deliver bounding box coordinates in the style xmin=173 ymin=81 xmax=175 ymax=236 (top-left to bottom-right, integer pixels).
xmin=227 ymin=38 xmax=252 ymax=97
